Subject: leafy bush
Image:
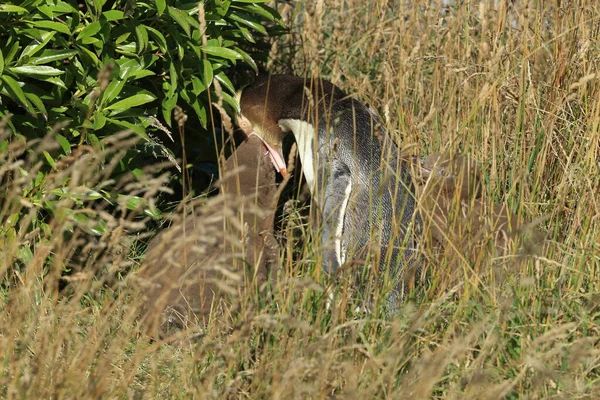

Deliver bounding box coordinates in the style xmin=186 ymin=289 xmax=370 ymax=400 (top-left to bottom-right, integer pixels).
xmin=0 ymin=0 xmax=283 ymax=164
xmin=0 ymin=0 xmax=285 ymax=286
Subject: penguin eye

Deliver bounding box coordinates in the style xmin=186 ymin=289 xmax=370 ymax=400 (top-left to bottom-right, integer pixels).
xmin=237 ymin=114 xmax=253 ymax=134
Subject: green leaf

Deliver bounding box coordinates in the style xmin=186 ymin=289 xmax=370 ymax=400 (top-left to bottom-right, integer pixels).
xmin=106 ymin=118 xmax=149 ymax=139
xmin=232 ymin=3 xmax=280 ymax=22
xmin=91 ymin=0 xmax=107 ymax=15
xmin=191 ymin=97 xmax=207 ymax=128
xmin=30 ymin=49 xmax=78 ymax=65
xmin=167 ymin=61 xmax=177 ymax=98
xmin=202 ymin=58 xmax=213 ymax=88
xmin=51 ymin=187 xmax=104 ymax=201
xmin=38 ymin=5 xmax=53 ymax=18
xmin=129 ymin=69 xmax=155 ymax=80
xmin=146 ymin=26 xmax=168 ymax=53
xmin=102 ymin=10 xmax=124 ymax=20
xmin=229 ymin=12 xmax=267 ymax=35
xmin=4 ymin=41 xmax=19 ymax=65
xmin=24 ymin=91 xmax=47 ymax=118
xmin=231 ymin=0 xmax=269 ymax=2
xmin=116 ymin=42 xmax=137 ymax=55
xmin=39 ymin=76 xmax=67 ymax=89
xmin=43 ymin=151 xmax=56 ymax=167
xmin=17 ymin=246 xmax=34 ymax=265
xmin=80 ymin=36 xmax=102 ymax=46
xmin=105 ymin=93 xmax=157 ymax=112
xmin=190 ymin=76 xmax=205 ymax=95
xmin=144 ymin=206 xmax=163 ymax=219
xmin=215 ymin=72 xmax=235 ymax=94
xmin=76 ymin=45 xmax=101 ymax=67
xmin=0 ymin=4 xmax=28 ymax=12
xmin=30 ymin=20 xmax=71 ymax=35
xmin=215 ymin=0 xmax=231 ymax=16
xmin=116 ymin=194 xmax=163 ymax=218
xmin=8 ymin=65 xmax=65 ymax=76
xmin=115 ymin=32 xmax=131 ymax=45
xmin=53 ymin=1 xmax=78 ymax=14
xmin=117 ymin=58 xmax=143 ymax=79
xmin=71 ymin=212 xmax=107 ymax=236
xmin=118 ymin=194 xmax=145 ymax=210
xmin=175 ymin=39 xmax=184 ymax=60
xmin=76 ymin=21 xmax=102 ymax=41
xmin=19 ymin=31 xmax=56 ymax=62
xmin=202 ymin=46 xmax=243 ymax=61
xmin=55 ymin=133 xmax=71 ymax=154
xmin=167 ymin=6 xmax=191 ymax=37
xmin=235 ymin=24 xmax=255 ymax=43
xmin=135 ymin=25 xmax=148 ymax=54
xmin=0 ymin=75 xmax=35 ymax=115
xmin=51 ymin=106 xmax=68 ymax=113
xmin=0 ymin=50 xmax=4 ymax=75
xmin=161 ymin=93 xmax=177 ymax=126
xmin=92 ymin=111 xmax=106 ymax=130
xmin=155 ymin=0 xmax=166 ymax=16
xmin=220 ymin=91 xmax=238 ymax=111
xmin=233 ymin=46 xmax=257 ymax=73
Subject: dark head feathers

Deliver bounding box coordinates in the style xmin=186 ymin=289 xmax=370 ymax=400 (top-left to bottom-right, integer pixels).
xmin=238 ymin=74 xmax=349 ymax=146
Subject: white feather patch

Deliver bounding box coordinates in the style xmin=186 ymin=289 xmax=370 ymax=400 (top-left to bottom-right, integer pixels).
xmin=278 ymin=119 xmax=316 ymax=192
xmin=334 ymin=180 xmax=352 ymax=266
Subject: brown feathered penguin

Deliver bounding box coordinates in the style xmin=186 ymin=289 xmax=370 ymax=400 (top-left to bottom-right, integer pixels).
xmin=411 ymin=152 xmax=546 ymax=260
xmin=135 ymin=134 xmax=280 ymax=341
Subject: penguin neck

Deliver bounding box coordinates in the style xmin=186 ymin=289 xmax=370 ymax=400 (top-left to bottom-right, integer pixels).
xmin=278 ymin=118 xmax=317 ymax=194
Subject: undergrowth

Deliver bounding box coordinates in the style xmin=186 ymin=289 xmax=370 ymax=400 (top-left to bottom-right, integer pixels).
xmin=1 ymin=1 xmax=599 ymax=399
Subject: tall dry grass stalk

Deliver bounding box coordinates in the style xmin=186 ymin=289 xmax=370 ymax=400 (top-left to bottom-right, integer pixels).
xmin=1 ymin=1 xmax=599 ymax=398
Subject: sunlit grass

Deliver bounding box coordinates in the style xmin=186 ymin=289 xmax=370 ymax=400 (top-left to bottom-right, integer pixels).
xmin=1 ymin=1 xmax=599 ymax=398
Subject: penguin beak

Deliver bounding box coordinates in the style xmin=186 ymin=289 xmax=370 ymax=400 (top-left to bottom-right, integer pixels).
xmin=256 ymin=135 xmax=288 ymax=178
xmin=237 ymin=113 xmax=288 ymax=178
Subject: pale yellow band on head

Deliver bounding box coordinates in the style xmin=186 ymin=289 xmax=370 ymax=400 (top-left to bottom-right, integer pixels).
xmin=234 ymin=89 xmax=243 ymax=114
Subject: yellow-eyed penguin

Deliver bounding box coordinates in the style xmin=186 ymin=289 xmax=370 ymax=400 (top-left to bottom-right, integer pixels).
xmin=136 ymin=133 xmax=280 ymax=341
xmin=238 ymin=74 xmax=422 ymax=312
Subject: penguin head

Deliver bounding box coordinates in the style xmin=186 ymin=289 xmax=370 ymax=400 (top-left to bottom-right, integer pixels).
xmin=235 ymin=75 xmax=291 ymax=148
xmin=236 ymin=75 xmax=324 ymax=178
xmin=236 ymin=74 xmax=347 ymax=184
xmin=235 ymin=75 xmax=308 ymax=179
xmin=236 ymin=74 xmax=345 ymax=139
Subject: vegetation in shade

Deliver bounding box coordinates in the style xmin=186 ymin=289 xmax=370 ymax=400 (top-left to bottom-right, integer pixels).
xmin=0 ymin=0 xmax=284 ymax=277
xmin=0 ymin=0 xmax=283 ymax=163
xmin=0 ymin=0 xmax=599 ymax=399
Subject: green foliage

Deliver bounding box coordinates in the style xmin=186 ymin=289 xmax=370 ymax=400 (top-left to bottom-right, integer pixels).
xmin=0 ymin=0 xmax=283 ymax=144
xmin=0 ymin=127 xmax=164 ymax=285
xmin=0 ymin=0 xmax=285 ymax=285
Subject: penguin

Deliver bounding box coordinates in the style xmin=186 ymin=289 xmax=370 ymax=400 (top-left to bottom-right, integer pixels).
xmin=237 ymin=74 xmax=422 ymax=312
xmin=135 ymin=133 xmax=280 ymax=341
xmin=411 ymin=152 xmax=546 ymax=259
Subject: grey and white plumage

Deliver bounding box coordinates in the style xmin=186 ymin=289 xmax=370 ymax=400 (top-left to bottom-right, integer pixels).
xmin=239 ymin=74 xmax=422 ymax=312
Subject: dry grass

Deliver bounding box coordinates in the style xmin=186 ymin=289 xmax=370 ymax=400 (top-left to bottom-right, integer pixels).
xmin=1 ymin=1 xmax=599 ymax=398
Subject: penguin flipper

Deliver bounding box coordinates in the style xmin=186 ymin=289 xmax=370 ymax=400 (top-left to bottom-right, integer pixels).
xmin=319 ymin=159 xmax=352 ymax=275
